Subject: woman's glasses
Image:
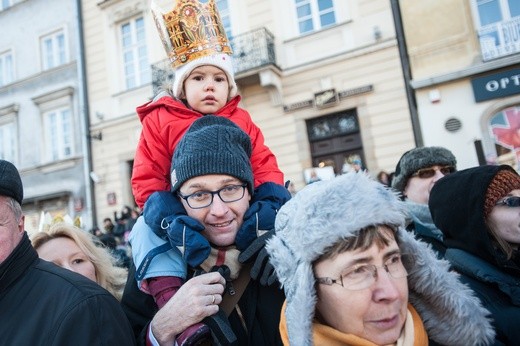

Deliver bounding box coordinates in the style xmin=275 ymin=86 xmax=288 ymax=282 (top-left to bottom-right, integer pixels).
xmin=316 ymin=253 xmax=408 ymax=291
xmin=496 ymin=196 xmax=520 ymax=208
xmin=411 ymin=165 xmax=455 ymax=179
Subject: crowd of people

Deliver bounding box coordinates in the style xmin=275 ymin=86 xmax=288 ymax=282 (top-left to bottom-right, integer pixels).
xmin=1 ymin=1 xmax=519 ymax=345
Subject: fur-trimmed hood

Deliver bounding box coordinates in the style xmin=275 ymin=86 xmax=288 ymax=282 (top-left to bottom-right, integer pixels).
xmin=266 ymin=172 xmax=494 ymax=346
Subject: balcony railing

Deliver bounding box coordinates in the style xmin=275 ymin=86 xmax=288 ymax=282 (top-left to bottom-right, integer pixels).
xmin=151 ymin=27 xmax=277 ymax=95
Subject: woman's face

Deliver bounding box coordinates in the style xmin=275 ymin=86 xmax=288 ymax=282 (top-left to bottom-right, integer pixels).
xmin=314 ymin=232 xmax=408 ymax=345
xmin=488 ymin=189 xmax=520 ymax=245
xmin=36 ymin=237 xmax=97 ymax=283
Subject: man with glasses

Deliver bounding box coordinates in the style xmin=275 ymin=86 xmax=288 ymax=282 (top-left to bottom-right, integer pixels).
xmin=391 ymin=146 xmax=457 ymax=257
xmin=121 ymin=116 xmax=285 ymax=345
xmin=266 ymin=172 xmax=494 ymax=345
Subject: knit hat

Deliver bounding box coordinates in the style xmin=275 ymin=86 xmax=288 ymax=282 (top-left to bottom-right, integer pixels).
xmin=0 ymin=159 xmax=23 ymax=205
xmin=171 ymin=53 xmax=237 ymax=100
xmin=391 ymin=146 xmax=457 ymax=193
xmin=484 ymin=166 xmax=520 ymax=217
xmin=266 ymin=172 xmax=494 ymax=346
xmin=170 ymin=115 xmax=253 ymax=193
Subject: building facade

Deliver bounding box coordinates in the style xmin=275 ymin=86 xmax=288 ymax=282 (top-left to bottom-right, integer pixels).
xmin=0 ymin=0 xmax=92 ymax=233
xmin=399 ymin=0 xmax=520 ymax=170
xmin=82 ymin=0 xmax=415 ymax=223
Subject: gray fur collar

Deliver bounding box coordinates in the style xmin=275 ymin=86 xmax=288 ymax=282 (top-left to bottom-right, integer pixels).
xmin=267 ymin=172 xmax=494 ymax=345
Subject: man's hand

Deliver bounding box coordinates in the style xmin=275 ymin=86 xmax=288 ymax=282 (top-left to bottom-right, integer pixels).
xmin=238 ymin=228 xmax=277 ymax=286
xmin=151 ymin=272 xmax=225 ymax=346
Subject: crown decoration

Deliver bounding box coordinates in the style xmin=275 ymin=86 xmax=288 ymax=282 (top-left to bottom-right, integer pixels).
xmin=151 ymin=0 xmax=233 ymax=68
xmin=38 ymin=211 xmax=82 ymax=233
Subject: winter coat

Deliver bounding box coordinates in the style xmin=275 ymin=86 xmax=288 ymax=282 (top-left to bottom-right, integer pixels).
xmin=0 ymin=233 xmax=135 ymax=345
xmin=121 ymin=261 xmax=285 ymax=346
xmin=132 ymin=94 xmax=283 ymax=208
xmin=429 ymin=165 xmax=520 ymax=345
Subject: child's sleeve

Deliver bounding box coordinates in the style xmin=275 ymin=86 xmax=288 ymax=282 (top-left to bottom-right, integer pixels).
xmin=245 ymin=119 xmax=284 ymax=187
xmin=132 ymin=112 xmax=173 ymax=209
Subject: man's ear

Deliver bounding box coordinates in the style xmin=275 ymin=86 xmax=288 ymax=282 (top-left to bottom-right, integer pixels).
xmin=18 ymin=215 xmax=25 ymax=233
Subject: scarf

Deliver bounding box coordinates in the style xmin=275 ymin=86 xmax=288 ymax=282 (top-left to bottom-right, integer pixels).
xmin=0 ymin=233 xmax=37 ymax=295
xmin=199 ymin=245 xmax=242 ymax=280
xmin=280 ymin=301 xmax=428 ymax=346
xmin=404 ymin=200 xmax=443 ymax=242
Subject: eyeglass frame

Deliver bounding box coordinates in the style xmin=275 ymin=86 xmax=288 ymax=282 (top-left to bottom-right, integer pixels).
xmin=411 ymin=165 xmax=455 ymax=179
xmin=496 ymin=196 xmax=520 ymax=208
xmin=177 ymin=183 xmax=248 ymax=209
xmin=315 ymin=253 xmax=409 ymax=291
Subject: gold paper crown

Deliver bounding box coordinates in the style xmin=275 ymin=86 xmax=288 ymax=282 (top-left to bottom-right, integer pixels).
xmin=152 ymin=0 xmax=233 ymax=68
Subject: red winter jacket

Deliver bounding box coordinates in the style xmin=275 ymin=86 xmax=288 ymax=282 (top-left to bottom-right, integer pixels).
xmin=132 ymin=95 xmax=284 ymax=209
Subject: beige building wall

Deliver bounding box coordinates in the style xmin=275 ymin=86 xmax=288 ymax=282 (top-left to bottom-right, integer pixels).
xmin=82 ymin=0 xmax=415 ymax=222
xmin=400 ymin=0 xmax=520 ymax=170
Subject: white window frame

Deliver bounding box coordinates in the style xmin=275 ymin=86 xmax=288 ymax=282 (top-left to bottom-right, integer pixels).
xmin=120 ymin=16 xmax=150 ymax=90
xmin=295 ymin=0 xmax=336 ymax=35
xmin=43 ymin=107 xmax=73 ymax=161
xmin=471 ymin=0 xmax=519 ymax=27
xmin=0 ymin=104 xmax=18 ymax=163
xmin=40 ymin=29 xmax=68 ymax=70
xmin=0 ymin=50 xmax=14 ymax=86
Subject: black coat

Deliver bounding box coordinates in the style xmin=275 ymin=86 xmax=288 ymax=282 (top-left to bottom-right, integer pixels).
xmin=0 ymin=233 xmax=135 ymax=345
xmin=121 ymin=262 xmax=285 ymax=345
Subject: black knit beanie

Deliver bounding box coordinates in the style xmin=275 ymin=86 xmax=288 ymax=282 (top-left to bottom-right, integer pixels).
xmin=391 ymin=146 xmax=457 ymax=193
xmin=0 ymin=159 xmax=23 ymax=205
xmin=170 ymin=115 xmax=254 ymax=194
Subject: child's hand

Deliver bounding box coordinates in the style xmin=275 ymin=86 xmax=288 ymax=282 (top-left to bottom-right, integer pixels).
xmin=167 ymin=215 xmax=210 ymax=267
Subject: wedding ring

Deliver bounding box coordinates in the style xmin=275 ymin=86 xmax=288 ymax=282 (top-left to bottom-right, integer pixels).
xmin=211 ymin=294 xmax=216 ymax=305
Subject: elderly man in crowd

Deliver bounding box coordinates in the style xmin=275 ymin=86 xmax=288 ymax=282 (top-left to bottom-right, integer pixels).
xmin=0 ymin=159 xmax=135 ymax=345
xmin=391 ymin=146 xmax=457 ymax=257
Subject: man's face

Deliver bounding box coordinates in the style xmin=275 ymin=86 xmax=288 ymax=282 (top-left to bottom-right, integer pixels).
xmin=184 ymin=65 xmax=230 ymax=114
xmin=178 ymin=174 xmax=251 ymax=247
xmin=403 ymin=165 xmax=454 ymax=204
xmin=314 ymin=229 xmax=408 ymax=344
xmin=0 ymin=196 xmax=25 ymax=264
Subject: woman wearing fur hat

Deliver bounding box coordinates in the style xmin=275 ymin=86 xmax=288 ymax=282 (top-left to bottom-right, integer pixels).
xmin=429 ymin=165 xmax=520 ymax=345
xmin=391 ymin=146 xmax=457 ymax=257
xmin=267 ymin=172 xmax=494 ymax=346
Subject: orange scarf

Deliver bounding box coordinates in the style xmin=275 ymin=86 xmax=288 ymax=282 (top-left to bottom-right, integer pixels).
xmin=280 ymin=301 xmax=428 ymax=346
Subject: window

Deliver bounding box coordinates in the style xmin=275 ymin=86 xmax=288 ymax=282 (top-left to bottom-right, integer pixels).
xmin=44 ymin=108 xmax=73 ymax=161
xmin=0 ymin=122 xmax=16 ymax=162
xmin=0 ymin=50 xmax=13 ymax=86
xmin=475 ymin=0 xmax=519 ymax=26
xmin=0 ymin=0 xmax=11 ymax=11
xmin=121 ymin=17 xmax=150 ymax=89
xmin=40 ymin=30 xmax=67 ymax=70
xmin=295 ymin=0 xmax=336 ymax=34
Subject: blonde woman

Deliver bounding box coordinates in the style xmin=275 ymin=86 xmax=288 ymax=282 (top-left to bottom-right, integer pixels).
xmin=31 ymin=222 xmax=127 ymax=301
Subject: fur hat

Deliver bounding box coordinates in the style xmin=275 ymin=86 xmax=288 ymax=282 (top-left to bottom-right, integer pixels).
xmin=391 ymin=146 xmax=457 ymax=193
xmin=484 ymin=166 xmax=520 ymax=217
xmin=170 ymin=115 xmax=253 ymax=194
xmin=0 ymin=159 xmax=23 ymax=205
xmin=171 ymin=53 xmax=237 ymax=100
xmin=266 ymin=172 xmax=494 ymax=346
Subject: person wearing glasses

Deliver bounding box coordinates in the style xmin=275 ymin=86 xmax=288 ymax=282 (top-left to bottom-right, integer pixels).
xmin=266 ymin=172 xmax=494 ymax=345
xmin=429 ymin=164 xmax=520 ymax=344
xmin=391 ymin=146 xmax=457 ymax=257
xmin=122 ymin=116 xmax=286 ymax=345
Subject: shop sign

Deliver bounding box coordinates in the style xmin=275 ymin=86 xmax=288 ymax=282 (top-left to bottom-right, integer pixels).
xmin=471 ymin=67 xmax=520 ymax=102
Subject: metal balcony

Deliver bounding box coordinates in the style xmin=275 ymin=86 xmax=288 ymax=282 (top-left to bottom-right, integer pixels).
xmin=151 ymin=27 xmax=277 ymax=95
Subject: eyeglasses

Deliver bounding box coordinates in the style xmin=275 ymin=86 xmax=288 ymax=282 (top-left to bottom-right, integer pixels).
xmin=178 ymin=184 xmax=247 ymax=209
xmin=316 ymin=253 xmax=408 ymax=291
xmin=411 ymin=165 xmax=455 ymax=179
xmin=496 ymin=196 xmax=520 ymax=208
